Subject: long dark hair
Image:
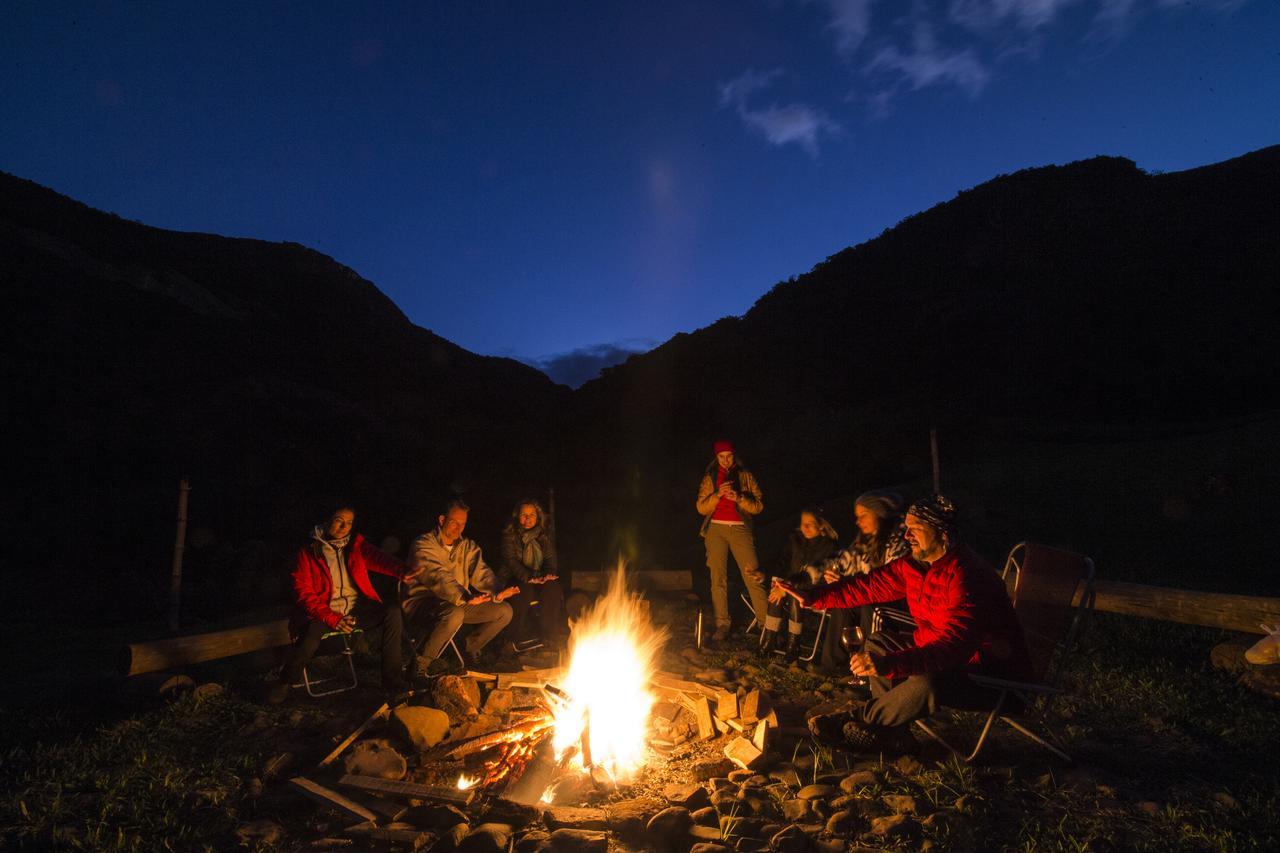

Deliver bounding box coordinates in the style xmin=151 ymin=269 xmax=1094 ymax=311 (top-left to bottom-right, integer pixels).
xmin=854 ymin=490 xmax=905 ymax=556
xmin=507 ymin=498 xmax=546 ymax=531
xmin=797 ymin=506 xmax=839 ymax=542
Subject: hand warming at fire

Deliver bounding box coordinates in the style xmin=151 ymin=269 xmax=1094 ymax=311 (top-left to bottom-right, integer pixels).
xmin=769 ymin=578 xmax=804 ymax=605
xmin=494 ymin=586 xmax=520 ymax=602
xmin=466 ymin=592 xmax=493 ymax=605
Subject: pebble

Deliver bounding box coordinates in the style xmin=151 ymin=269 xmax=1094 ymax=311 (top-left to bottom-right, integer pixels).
xmin=796 ymin=784 xmax=836 ymax=800
xmin=882 ymin=794 xmax=918 ymax=815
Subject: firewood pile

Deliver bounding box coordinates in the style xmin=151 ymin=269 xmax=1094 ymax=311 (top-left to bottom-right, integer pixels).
xmin=281 ymin=664 xmax=824 ymax=850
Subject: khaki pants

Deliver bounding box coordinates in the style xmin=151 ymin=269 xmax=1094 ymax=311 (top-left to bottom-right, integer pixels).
xmin=704 ymin=522 xmax=767 ymax=629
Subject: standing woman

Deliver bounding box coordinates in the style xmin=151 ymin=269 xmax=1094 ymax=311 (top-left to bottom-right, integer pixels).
xmin=810 ymin=490 xmax=908 ymax=675
xmin=695 ymin=440 xmax=767 ymax=643
xmin=762 ymin=507 xmax=839 ymax=661
xmin=498 ymin=499 xmax=567 ymax=649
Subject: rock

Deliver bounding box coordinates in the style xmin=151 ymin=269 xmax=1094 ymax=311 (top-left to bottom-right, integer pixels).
xmin=648 ymin=806 xmax=694 ymax=837
xmin=434 ymin=675 xmax=482 ymax=721
xmin=710 ymin=789 xmax=737 ymax=810
xmin=693 ymin=757 xmax=735 ymax=781
xmin=546 ymin=828 xmax=607 ymax=853
xmin=728 ymin=769 xmax=754 ymax=784
xmin=404 ymin=803 xmax=470 ymax=830
xmin=867 ymin=814 xmax=919 ymax=841
xmin=792 ymin=753 xmax=815 ymax=771
xmin=688 ymin=825 xmax=726 ymax=843
xmin=432 ymin=822 xmax=471 ymax=853
xmin=1241 ymin=665 xmax=1280 ymax=701
xmin=1136 ymin=801 xmax=1162 ymax=817
xmin=545 ymin=771 xmax=594 ymax=804
xmin=481 ymin=688 xmax=515 ymax=715
xmin=709 ymin=777 xmax=735 ymax=792
xmin=664 ymin=782 xmax=711 ymax=810
xmin=768 ymin=766 xmax=802 ymax=787
xmin=514 ymin=830 xmax=549 ymax=853
xmin=828 ymin=795 xmax=856 ymax=811
xmin=796 ymin=784 xmax=835 ymax=800
xmin=235 ymin=819 xmax=284 ymax=845
xmin=192 ymin=682 xmax=224 ymax=700
xmin=719 ymin=815 xmax=767 ymax=839
xmin=689 ymin=844 xmax=732 ymax=853
xmin=1213 ymin=792 xmax=1239 ymax=811
xmin=389 ymin=706 xmax=451 ymax=750
xmin=606 ymin=797 xmax=665 ymax=836
xmin=882 ymin=794 xmax=918 ymax=815
xmin=839 ymin=770 xmax=879 ymax=792
xmin=825 ymin=810 xmax=866 ymax=836
xmin=694 ymin=669 xmax=730 ymax=682
xmin=458 ymin=713 xmax=503 ymax=740
xmin=682 ymin=647 xmax=706 ymax=663
xmin=483 ymin=798 xmax=540 ymax=829
xmin=458 ymin=823 xmax=511 ymax=853
xmin=342 ymin=738 xmax=407 ymax=780
xmin=781 ymin=799 xmax=812 ymax=822
xmin=691 ymin=807 xmax=719 ymax=827
xmin=921 ymin=812 xmax=953 ymax=831
xmin=734 ymin=837 xmax=769 ymax=852
xmin=891 ymin=755 xmax=924 ymax=776
xmin=542 ymin=806 xmax=608 ymax=831
xmin=764 ymin=783 xmax=790 ymax=801
xmin=743 ymin=774 xmax=769 ymax=788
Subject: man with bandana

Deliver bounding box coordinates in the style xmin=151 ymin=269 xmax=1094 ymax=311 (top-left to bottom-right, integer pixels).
xmin=774 ymin=495 xmax=1030 ymax=751
xmin=269 ymin=504 xmax=419 ymax=703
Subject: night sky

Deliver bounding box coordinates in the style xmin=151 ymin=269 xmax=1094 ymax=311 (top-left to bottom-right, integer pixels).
xmin=3 ymin=1 xmax=1276 ymax=385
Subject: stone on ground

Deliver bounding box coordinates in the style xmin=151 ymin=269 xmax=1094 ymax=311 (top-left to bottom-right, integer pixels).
xmin=434 ymin=675 xmax=482 ymax=721
xmin=770 ymin=824 xmax=810 ymax=853
xmin=545 ymin=828 xmax=608 ymax=853
xmin=389 ymin=705 xmax=451 ymax=750
xmin=235 ymin=819 xmax=285 ymax=845
xmin=342 ymin=738 xmax=407 ymax=779
xmin=839 ymin=770 xmax=879 ymax=792
xmin=663 ymin=782 xmax=711 ymax=810
xmin=457 ymin=823 xmax=512 ymax=853
xmin=542 ymin=805 xmax=608 ymax=831
xmin=606 ymin=797 xmax=665 ymax=836
xmin=647 ymin=805 xmax=693 ymax=837
xmin=481 ymin=687 xmax=515 ymax=715
xmin=796 ymin=784 xmax=835 ymax=800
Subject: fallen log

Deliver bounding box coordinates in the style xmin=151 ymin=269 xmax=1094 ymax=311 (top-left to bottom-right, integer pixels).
xmin=120 ymin=619 xmax=291 ymax=676
xmin=290 ymin=777 xmax=379 ymax=824
xmin=1082 ymin=580 xmax=1280 ymax=635
xmin=445 ymin=717 xmax=555 ymax=759
xmin=337 ymin=774 xmax=476 ymax=806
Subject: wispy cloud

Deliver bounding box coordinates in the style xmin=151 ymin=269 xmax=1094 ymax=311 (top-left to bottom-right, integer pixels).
xmin=522 ymin=339 xmax=657 ymax=388
xmin=719 ymin=69 xmax=842 ymax=157
xmin=866 ymin=20 xmax=990 ymax=97
xmin=818 ymin=0 xmax=875 ymax=54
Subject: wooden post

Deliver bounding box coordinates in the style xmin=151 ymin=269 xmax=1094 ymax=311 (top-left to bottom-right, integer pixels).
xmin=929 ymin=429 xmax=941 ymax=495
xmin=168 ymin=477 xmax=190 ymax=631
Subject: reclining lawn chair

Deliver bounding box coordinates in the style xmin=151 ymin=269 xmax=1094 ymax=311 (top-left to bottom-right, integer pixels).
xmin=876 ymin=542 xmax=1096 ymax=762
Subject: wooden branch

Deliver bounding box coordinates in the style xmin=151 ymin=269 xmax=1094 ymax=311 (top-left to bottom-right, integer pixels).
xmin=338 ymin=774 xmax=475 ymax=806
xmin=290 ymin=777 xmax=379 ymax=824
xmin=1082 ymin=580 xmax=1280 ymax=635
xmin=319 ymin=703 xmax=390 ymax=767
xmin=120 ymin=619 xmax=291 ymax=676
xmin=444 ymin=717 xmax=554 ymax=759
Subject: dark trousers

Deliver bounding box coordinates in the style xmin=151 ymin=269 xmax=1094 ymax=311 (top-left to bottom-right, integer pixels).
xmin=506 ymin=578 xmax=566 ymax=643
xmin=282 ymin=594 xmax=404 ymax=689
xmin=403 ymin=595 xmax=513 ymax=661
xmin=818 ymin=602 xmax=902 ymax=674
xmin=859 ymin=631 xmax=1007 ymax=729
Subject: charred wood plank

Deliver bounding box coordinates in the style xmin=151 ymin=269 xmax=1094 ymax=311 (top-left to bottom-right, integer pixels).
xmin=337 ymin=774 xmax=476 ymax=806
xmin=290 ymin=777 xmax=379 ymax=824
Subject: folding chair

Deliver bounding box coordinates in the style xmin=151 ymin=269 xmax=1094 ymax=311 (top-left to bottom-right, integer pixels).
xmin=879 ymin=542 xmax=1096 ymax=762
xmin=300 ymin=628 xmax=363 ymax=697
xmin=749 ymin=592 xmax=830 ymax=662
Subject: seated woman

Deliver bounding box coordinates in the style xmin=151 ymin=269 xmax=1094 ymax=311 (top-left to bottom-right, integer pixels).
xmin=497 ymin=499 xmax=567 ymax=650
xmin=808 ymin=490 xmax=909 ymax=675
xmin=761 ymin=507 xmax=839 ymax=661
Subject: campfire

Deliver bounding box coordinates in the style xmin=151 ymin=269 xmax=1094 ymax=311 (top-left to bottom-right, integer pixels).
xmin=438 ymin=563 xmax=668 ymax=799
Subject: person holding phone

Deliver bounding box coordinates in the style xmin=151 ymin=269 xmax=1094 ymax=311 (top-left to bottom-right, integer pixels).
xmin=695 ymin=439 xmax=766 ymax=644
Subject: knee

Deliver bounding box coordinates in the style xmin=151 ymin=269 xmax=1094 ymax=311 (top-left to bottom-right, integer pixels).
xmin=496 ymin=602 xmax=513 ymax=626
xmin=442 ymin=605 xmax=466 ymax=628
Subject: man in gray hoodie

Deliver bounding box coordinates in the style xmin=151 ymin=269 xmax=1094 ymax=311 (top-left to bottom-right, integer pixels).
xmin=403 ymin=499 xmax=515 ymax=674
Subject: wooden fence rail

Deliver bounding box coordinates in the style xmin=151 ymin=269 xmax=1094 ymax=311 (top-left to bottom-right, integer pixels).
xmin=1084 ymin=580 xmax=1280 ymax=635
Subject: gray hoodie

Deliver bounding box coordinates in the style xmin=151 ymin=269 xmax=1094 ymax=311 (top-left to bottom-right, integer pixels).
xmin=405 ymin=528 xmax=496 ymax=607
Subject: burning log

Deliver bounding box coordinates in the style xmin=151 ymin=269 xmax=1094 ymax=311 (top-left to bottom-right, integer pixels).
xmin=336 ymin=775 xmax=476 ymax=806
xmin=444 ymin=715 xmax=555 ymax=759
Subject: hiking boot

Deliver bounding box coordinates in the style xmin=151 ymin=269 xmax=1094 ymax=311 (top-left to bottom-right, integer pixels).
xmin=807 ymin=710 xmax=857 ymax=744
xmin=265 ymin=680 xmax=291 ymax=705
xmin=782 ymin=633 xmax=802 ymax=662
xmin=712 ymin=625 xmax=731 ymax=643
xmin=840 ymin=720 xmax=898 ymax=753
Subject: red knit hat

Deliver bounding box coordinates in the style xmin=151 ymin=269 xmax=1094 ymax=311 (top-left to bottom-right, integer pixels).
xmin=713 ymin=440 xmax=734 ymax=455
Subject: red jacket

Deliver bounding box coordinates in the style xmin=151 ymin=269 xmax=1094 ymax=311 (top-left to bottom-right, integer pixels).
xmin=804 ymin=544 xmax=1031 ymax=681
xmin=290 ymin=534 xmax=407 ymax=635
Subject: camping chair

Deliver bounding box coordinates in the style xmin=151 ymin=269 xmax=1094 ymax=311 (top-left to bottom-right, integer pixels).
xmin=746 ymin=592 xmax=830 ymax=662
xmin=300 ymin=628 xmax=363 ymax=697
xmin=878 ymin=542 xmax=1096 ymax=763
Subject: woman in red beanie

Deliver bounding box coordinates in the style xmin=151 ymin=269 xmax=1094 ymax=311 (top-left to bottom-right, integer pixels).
xmin=695 ymin=440 xmax=766 ymax=643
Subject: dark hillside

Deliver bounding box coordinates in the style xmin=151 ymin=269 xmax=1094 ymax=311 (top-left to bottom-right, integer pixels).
xmin=557 ymin=147 xmax=1280 ymax=576
xmin=1 ymin=172 xmax=568 ymax=617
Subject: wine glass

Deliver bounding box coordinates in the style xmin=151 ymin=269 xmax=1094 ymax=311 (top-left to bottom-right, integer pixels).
xmin=839 ymin=625 xmax=866 ymax=686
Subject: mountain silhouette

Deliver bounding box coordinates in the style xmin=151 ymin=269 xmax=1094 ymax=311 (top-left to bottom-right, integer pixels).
xmin=3 ymin=145 xmax=1277 ymax=613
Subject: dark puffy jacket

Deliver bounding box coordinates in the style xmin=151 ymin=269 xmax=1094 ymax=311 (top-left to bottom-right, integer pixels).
xmin=778 ymin=530 xmax=839 ymax=579
xmin=498 ymin=524 xmax=558 ymax=587
xmin=804 ymin=544 xmax=1031 ymax=681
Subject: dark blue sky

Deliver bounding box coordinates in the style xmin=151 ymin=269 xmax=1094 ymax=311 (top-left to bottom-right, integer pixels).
xmin=3 ymin=1 xmax=1276 ymax=384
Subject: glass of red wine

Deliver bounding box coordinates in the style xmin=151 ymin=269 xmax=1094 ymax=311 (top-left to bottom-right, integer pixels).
xmin=839 ymin=625 xmax=866 ymax=686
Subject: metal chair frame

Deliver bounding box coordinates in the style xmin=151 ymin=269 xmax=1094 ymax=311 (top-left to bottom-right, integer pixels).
xmin=747 ymin=591 xmax=830 ymax=662
xmin=875 ymin=542 xmax=1096 ymax=763
xmin=300 ymin=628 xmax=362 ymax=697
